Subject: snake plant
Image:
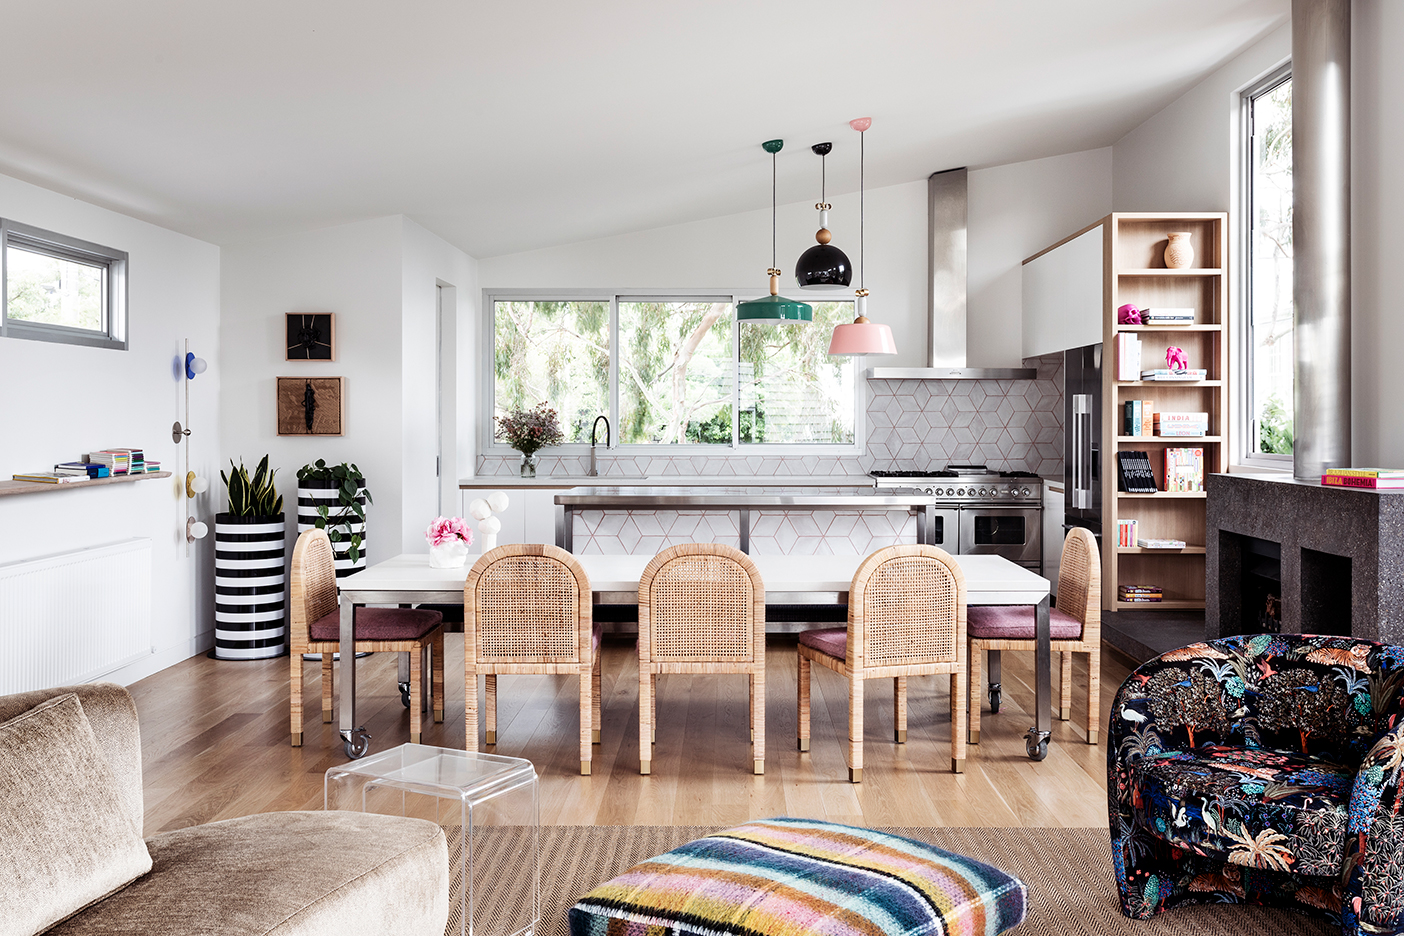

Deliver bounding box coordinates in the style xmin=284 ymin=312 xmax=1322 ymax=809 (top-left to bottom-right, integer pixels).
xmin=221 ymin=455 xmax=284 ymax=518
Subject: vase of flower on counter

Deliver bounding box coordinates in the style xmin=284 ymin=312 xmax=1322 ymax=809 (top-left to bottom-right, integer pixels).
xmin=496 ymin=402 xmax=564 ymax=478
xmin=425 ymin=516 xmax=472 ymax=568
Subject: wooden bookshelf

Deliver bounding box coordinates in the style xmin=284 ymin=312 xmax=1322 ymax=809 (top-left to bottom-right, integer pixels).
xmin=1104 ymin=212 xmax=1227 ymax=611
xmin=0 ymin=471 xmax=172 ymax=498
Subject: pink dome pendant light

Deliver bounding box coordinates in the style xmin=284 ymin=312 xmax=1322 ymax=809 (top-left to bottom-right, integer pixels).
xmin=828 ymin=117 xmax=896 ymax=356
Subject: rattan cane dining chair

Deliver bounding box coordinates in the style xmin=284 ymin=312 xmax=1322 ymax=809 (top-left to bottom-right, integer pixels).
xmin=464 ymin=543 xmax=600 ymax=776
xmin=967 ymin=526 xmax=1101 ymax=745
xmin=637 ymin=543 xmax=766 ymax=776
xmin=288 ymin=528 xmax=444 ymax=746
xmin=797 ymin=545 xmax=967 ymax=781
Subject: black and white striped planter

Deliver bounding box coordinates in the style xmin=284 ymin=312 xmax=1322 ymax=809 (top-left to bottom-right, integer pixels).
xmin=297 ymin=478 xmax=368 ymax=577
xmin=213 ymin=513 xmax=287 ymax=660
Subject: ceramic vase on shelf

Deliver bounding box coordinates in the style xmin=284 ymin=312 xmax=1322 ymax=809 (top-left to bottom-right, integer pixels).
xmin=428 ymin=540 xmax=469 ymax=569
xmin=519 ymin=454 xmax=538 ymax=478
xmin=1164 ymin=232 xmax=1194 ymax=269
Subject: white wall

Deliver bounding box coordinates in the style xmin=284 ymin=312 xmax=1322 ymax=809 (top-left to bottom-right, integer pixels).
xmin=0 ymin=170 xmax=222 ymax=684
xmin=1352 ymin=0 xmax=1404 ymax=468
xmin=479 ymin=147 xmax=1114 ymax=372
xmin=220 ymin=215 xmax=478 ymax=561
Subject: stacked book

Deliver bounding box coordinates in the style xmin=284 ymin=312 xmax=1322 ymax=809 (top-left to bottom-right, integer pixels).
xmin=1117 ymin=518 xmax=1138 ymax=547
xmin=1141 ymin=307 xmax=1196 ymax=326
xmin=1141 ymin=368 xmax=1208 ymax=381
xmin=85 ymin=451 xmax=130 ymax=475
xmin=1137 ymin=537 xmax=1187 ymax=549
xmin=1117 ymin=451 xmax=1159 ymax=493
xmin=1154 ymin=411 xmax=1210 ymax=437
xmin=1164 ymin=448 xmax=1205 ymax=492
xmin=11 ymin=471 xmax=83 ymax=484
xmin=1116 ymin=333 xmax=1142 ymax=381
xmin=1118 ymin=584 xmax=1164 ymax=603
xmin=1321 ymin=468 xmax=1404 ymax=490
xmin=1123 ymin=400 xmax=1155 ymax=437
xmin=54 ymin=461 xmax=109 ymax=479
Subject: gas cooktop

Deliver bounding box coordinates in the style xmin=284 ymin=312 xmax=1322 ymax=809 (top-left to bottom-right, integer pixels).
xmin=870 ymin=465 xmax=1042 ymax=481
xmin=870 ymin=465 xmax=1043 ymax=503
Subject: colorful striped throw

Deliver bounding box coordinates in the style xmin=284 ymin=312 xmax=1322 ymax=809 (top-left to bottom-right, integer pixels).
xmin=568 ymin=817 xmax=1027 ymax=936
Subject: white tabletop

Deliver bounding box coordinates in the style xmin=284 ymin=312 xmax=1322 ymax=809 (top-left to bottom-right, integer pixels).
xmin=341 ymin=551 xmax=1048 ymax=607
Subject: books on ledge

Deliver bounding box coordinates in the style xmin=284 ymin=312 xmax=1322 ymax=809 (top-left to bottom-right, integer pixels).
xmin=1140 ymin=369 xmax=1208 ymax=381
xmin=1117 ymin=451 xmax=1158 ymax=493
xmin=54 ymin=461 xmax=108 ymax=478
xmin=1154 ymin=411 xmax=1210 ymax=437
xmin=1116 ymin=333 xmax=1142 ymax=381
xmin=1118 ymin=584 xmax=1163 ymax=603
xmin=1117 ymin=519 xmax=1138 ymax=547
xmin=1137 ymin=538 xmax=1188 ymax=549
xmin=1123 ymin=400 xmax=1155 ymax=437
xmin=13 ymin=472 xmax=82 ymax=484
xmin=1141 ymin=307 xmax=1196 ymax=325
xmin=1164 ymin=447 xmax=1205 ymax=493
xmin=1322 ymin=474 xmax=1404 ymax=490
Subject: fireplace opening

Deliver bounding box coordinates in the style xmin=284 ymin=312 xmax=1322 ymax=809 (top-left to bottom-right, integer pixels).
xmin=1240 ymin=536 xmax=1282 ymax=635
xmin=1301 ymin=548 xmax=1352 ymax=637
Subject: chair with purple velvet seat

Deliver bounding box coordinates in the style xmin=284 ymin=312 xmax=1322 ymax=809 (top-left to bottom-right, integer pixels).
xmin=289 ymin=528 xmax=444 ymax=746
xmin=797 ymin=544 xmax=967 ymax=781
xmin=967 ymin=525 xmax=1100 ymax=745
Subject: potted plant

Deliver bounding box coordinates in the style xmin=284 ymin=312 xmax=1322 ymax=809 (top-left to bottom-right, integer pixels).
xmin=214 ymin=455 xmax=287 ymax=660
xmin=296 ymin=459 xmax=372 ymax=577
xmin=496 ymin=402 xmax=564 ymax=478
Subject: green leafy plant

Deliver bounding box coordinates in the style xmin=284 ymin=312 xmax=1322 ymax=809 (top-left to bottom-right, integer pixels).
xmin=220 ymin=455 xmax=284 ymax=518
xmin=296 ymin=459 xmax=372 ymax=565
xmin=1259 ymin=393 xmax=1294 ymax=455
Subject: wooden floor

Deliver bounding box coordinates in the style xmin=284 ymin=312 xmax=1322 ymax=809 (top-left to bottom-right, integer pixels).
xmin=129 ymin=635 xmax=1132 ymax=836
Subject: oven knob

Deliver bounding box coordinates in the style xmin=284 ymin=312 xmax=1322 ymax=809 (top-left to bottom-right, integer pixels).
xmin=1021 ymin=487 xmax=1031 ymax=497
xmin=978 ymin=488 xmax=988 ymax=496
xmin=956 ymin=488 xmax=965 ymax=496
xmin=924 ymin=486 xmax=934 ymax=494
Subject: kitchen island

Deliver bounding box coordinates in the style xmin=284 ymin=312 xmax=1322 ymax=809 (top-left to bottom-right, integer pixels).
xmin=554 ymin=485 xmax=935 ymax=554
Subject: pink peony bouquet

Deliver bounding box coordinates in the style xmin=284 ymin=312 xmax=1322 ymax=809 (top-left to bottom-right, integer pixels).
xmin=425 ymin=515 xmax=472 ymax=547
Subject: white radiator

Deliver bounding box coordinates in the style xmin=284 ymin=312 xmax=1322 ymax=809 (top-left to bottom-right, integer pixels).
xmin=0 ymin=538 xmax=152 ymax=694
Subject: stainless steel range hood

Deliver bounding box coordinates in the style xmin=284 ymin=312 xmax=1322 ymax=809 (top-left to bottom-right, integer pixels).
xmin=866 ymin=167 xmax=1036 ymax=380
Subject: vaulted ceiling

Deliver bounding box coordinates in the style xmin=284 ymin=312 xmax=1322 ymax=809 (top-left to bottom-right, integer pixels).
xmin=0 ymin=1 xmax=1287 ymax=257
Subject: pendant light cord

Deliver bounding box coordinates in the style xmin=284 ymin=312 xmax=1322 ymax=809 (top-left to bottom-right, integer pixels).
xmin=860 ymin=129 xmax=865 ymax=289
xmin=772 ymin=149 xmax=777 ymax=271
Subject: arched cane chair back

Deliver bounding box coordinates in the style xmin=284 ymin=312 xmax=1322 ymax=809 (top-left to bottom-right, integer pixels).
xmin=851 ymin=545 xmax=966 ymax=668
xmin=467 ymin=544 xmax=589 ymax=663
xmin=290 ymin=529 xmax=338 ymax=646
xmin=640 ymin=544 xmax=763 ymax=663
xmin=1055 ymin=527 xmax=1101 ymax=637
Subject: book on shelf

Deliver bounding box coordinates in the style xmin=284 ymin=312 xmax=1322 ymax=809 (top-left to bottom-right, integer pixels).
xmin=1322 ymin=474 xmax=1404 ymax=490
xmin=1116 ymin=333 xmax=1142 ymax=381
xmin=1137 ymin=537 xmax=1187 ymax=549
xmin=1324 ymin=468 xmax=1404 ymax=479
xmin=1164 ymin=448 xmax=1205 ymax=493
xmin=13 ymin=472 xmax=82 ymax=484
xmin=1154 ymin=411 xmax=1210 ymax=437
xmin=85 ymin=451 xmax=130 ymax=474
xmin=1118 ymin=584 xmax=1163 ymax=602
xmin=1140 ymin=369 xmax=1208 ymax=381
xmin=54 ymin=462 xmax=107 ymax=478
xmin=1117 ymin=518 xmax=1138 ymax=547
xmin=1123 ymin=400 xmax=1157 ymax=437
xmin=1141 ymin=307 xmax=1196 ymax=324
xmin=1117 ymin=451 xmax=1158 ymax=493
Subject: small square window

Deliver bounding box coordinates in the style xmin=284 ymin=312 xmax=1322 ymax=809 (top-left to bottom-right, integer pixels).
xmin=1 ymin=218 xmax=127 ymax=350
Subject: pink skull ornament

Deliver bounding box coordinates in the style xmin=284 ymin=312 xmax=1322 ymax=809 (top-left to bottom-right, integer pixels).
xmin=1117 ymin=304 xmax=1143 ymax=325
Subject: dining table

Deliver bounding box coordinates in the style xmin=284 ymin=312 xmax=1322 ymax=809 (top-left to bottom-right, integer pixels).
xmin=334 ymin=551 xmax=1053 ymax=762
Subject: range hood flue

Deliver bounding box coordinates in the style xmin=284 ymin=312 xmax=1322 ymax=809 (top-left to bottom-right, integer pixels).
xmin=866 ymin=167 xmax=1036 ymax=381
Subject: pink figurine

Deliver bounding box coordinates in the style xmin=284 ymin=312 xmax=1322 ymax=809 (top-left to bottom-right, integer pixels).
xmin=1117 ymin=304 xmax=1143 ymax=325
xmin=1166 ymin=346 xmax=1189 ymax=371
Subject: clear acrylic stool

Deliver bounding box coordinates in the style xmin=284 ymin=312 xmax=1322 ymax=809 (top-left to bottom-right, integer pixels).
xmin=326 ymin=743 xmax=539 ymax=936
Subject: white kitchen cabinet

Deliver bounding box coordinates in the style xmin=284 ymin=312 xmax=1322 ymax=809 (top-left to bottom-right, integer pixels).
xmin=1043 ymin=484 xmax=1064 ymax=590
xmin=461 ymin=487 xmax=568 ymax=547
xmin=1022 ymin=222 xmax=1105 ymax=357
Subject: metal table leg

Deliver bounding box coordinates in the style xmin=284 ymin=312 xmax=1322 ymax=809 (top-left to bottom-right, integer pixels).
xmin=738 ymin=508 xmax=750 ymax=554
xmin=987 ymin=649 xmax=1002 ymax=712
xmin=339 ymin=595 xmax=371 ymax=759
xmin=1025 ymin=594 xmax=1051 ymax=760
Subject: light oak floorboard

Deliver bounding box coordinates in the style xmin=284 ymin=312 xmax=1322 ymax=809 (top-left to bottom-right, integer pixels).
xmin=129 ymin=635 xmax=1130 ymax=835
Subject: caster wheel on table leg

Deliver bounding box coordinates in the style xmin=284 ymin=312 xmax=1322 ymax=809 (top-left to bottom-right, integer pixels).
xmin=342 ymin=727 xmax=373 ymax=760
xmin=988 ymin=683 xmax=1002 ymax=713
xmin=1024 ymin=729 xmax=1049 ymax=761
xmin=399 ymin=682 xmax=411 ymax=708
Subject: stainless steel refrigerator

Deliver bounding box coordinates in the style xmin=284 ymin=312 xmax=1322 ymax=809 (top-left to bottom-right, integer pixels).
xmin=1064 ymin=343 xmax=1102 ymax=545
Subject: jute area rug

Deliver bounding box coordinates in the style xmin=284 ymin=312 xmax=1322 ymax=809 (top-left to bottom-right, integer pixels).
xmin=523 ymin=825 xmax=1331 ymax=936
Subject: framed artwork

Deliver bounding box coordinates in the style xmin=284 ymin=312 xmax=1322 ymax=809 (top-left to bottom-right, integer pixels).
xmin=285 ymin=312 xmax=335 ymax=361
xmin=277 ymin=376 xmax=343 ymax=435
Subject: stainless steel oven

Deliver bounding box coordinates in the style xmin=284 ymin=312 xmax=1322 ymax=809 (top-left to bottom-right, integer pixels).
xmin=927 ymin=508 xmax=959 ymax=553
xmin=959 ymin=507 xmax=1042 ymax=569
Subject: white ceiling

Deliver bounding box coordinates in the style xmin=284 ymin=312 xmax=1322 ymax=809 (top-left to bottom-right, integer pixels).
xmin=0 ymin=1 xmax=1287 ymax=258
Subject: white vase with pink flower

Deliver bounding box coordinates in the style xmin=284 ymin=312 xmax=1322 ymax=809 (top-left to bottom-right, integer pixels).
xmin=425 ymin=516 xmax=473 ymax=568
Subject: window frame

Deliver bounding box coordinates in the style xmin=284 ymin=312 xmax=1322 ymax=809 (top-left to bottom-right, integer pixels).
xmin=0 ymin=218 xmax=128 ymax=351
xmin=481 ymin=288 xmax=865 ymax=457
xmin=1236 ymin=61 xmax=1293 ymax=471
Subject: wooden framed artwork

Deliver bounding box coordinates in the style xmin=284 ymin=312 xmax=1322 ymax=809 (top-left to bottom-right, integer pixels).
xmin=285 ymin=312 xmax=335 ymax=361
xmin=277 ymin=377 xmax=343 ymax=435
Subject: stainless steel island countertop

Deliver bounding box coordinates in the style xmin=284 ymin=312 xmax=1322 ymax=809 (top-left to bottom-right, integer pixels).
xmin=554 ymin=485 xmax=935 ymax=552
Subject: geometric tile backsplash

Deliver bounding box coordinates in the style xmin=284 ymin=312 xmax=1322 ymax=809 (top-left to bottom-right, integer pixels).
xmin=478 ymin=352 xmax=1065 ymax=481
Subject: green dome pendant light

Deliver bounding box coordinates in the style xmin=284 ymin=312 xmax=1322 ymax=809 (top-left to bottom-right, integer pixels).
xmin=736 ymin=140 xmax=814 ymax=324
xmin=794 ymin=141 xmax=853 ymax=289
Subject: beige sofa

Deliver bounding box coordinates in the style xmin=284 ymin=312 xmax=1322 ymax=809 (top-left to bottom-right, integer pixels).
xmin=0 ymin=683 xmax=449 ymax=936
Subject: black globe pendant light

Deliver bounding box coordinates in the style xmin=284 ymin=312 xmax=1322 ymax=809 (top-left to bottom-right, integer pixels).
xmin=795 ymin=142 xmax=852 ymax=289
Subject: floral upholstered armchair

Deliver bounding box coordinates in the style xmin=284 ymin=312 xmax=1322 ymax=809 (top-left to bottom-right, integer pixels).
xmin=1109 ymin=634 xmax=1404 ymax=935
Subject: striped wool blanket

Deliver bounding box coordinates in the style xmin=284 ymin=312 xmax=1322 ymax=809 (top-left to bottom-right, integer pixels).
xmin=568 ymin=817 xmax=1027 ymax=936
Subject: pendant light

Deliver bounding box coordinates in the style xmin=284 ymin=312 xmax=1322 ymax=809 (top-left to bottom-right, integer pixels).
xmin=794 ymin=142 xmax=853 ymax=289
xmin=737 ymin=140 xmax=813 ymax=324
xmin=829 ymin=117 xmax=897 ymax=356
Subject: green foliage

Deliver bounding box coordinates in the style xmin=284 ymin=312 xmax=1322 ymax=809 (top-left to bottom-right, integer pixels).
xmin=494 ymin=301 xmax=608 ymax=443
xmin=220 ymin=455 xmax=284 ymax=518
xmin=1258 ymin=394 xmax=1294 ymax=455
xmin=5 ymin=247 xmax=103 ymax=329
xmin=297 ymin=459 xmax=372 ymax=564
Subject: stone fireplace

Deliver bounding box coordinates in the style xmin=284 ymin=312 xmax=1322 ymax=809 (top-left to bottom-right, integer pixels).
xmin=1207 ymin=473 xmax=1404 ymax=643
